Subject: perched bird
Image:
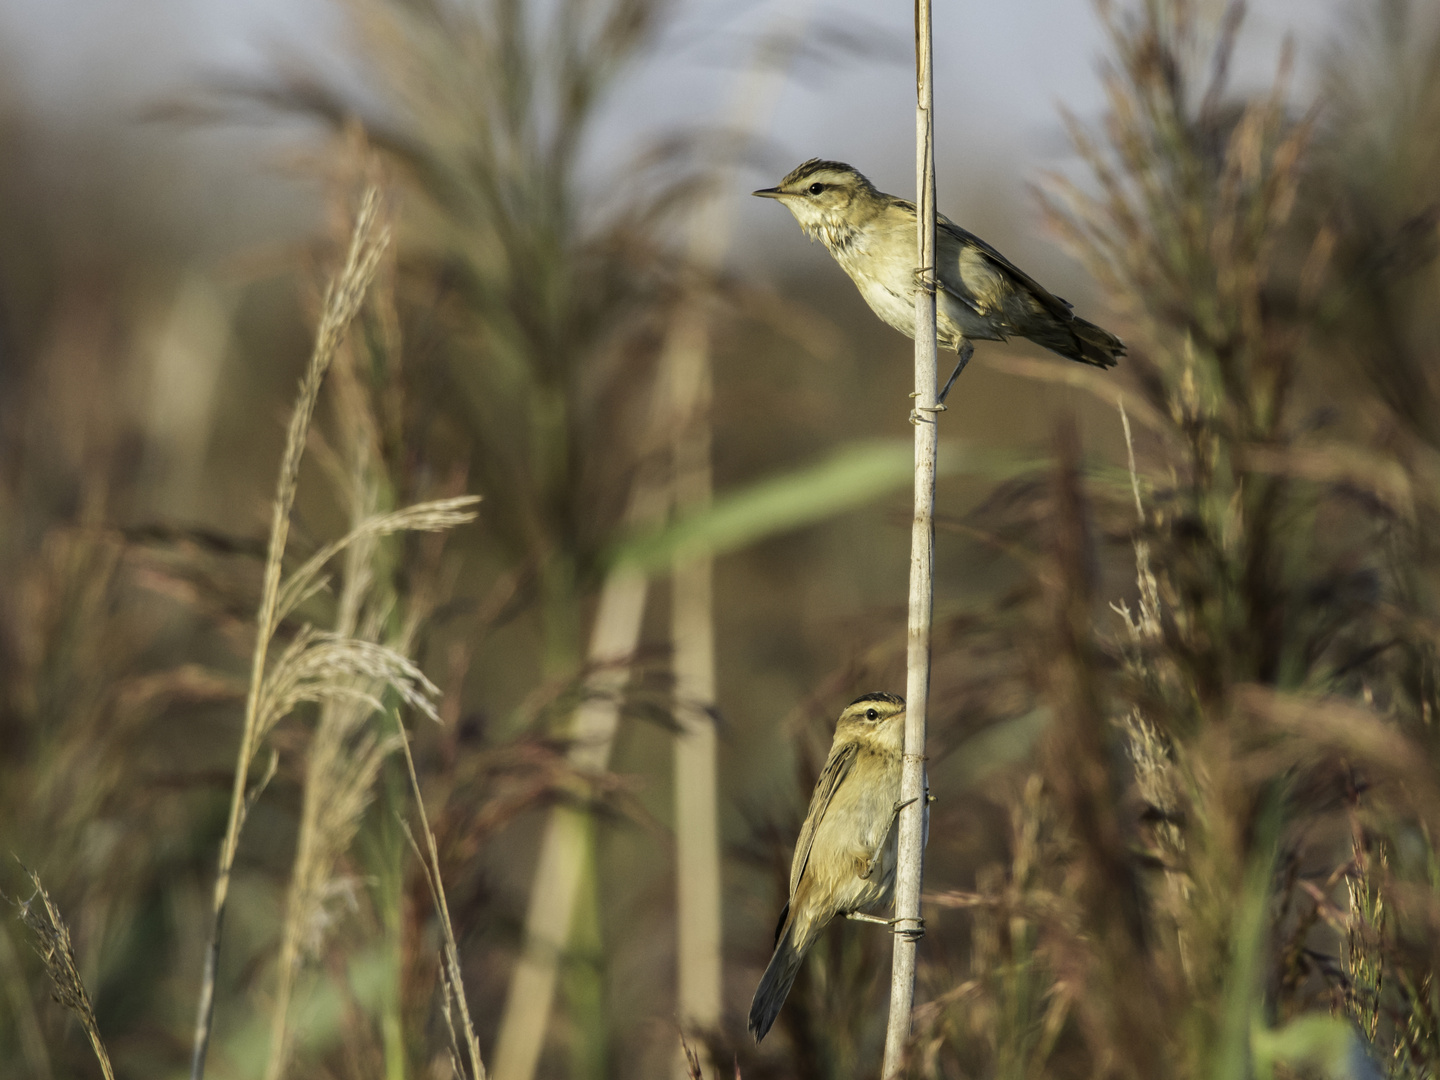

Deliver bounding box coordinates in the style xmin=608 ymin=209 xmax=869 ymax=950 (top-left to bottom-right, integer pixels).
xmin=748 ymin=692 xmax=923 ymax=1042
xmin=753 ymin=159 xmax=1124 ymax=404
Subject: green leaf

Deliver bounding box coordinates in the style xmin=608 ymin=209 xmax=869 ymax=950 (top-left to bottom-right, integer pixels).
xmin=606 ymin=439 xmax=1044 ymax=574
xmin=1253 ymin=1015 xmax=1377 ymax=1080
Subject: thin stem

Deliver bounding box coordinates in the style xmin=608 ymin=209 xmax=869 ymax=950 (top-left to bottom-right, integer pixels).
xmin=883 ymin=0 xmax=937 ymax=1073
xmin=397 ymin=725 xmax=488 ymax=1080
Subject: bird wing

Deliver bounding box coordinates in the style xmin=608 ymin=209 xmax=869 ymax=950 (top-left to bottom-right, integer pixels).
xmin=788 ymin=741 xmax=859 ymax=899
xmin=937 ymin=214 xmax=1076 ymax=324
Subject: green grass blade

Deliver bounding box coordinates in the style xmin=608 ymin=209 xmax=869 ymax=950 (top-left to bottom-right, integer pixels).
xmin=606 ymin=439 xmax=1044 ymax=574
xmin=1214 ymin=797 xmax=1284 ymax=1080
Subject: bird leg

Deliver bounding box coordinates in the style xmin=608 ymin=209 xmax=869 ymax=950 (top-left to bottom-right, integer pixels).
xmin=857 ymin=797 xmax=919 ymax=880
xmin=886 ymin=794 xmax=927 ymax=940
xmin=848 ymin=797 xmax=927 ymax=934
xmin=844 ymin=911 xmax=891 ymax=925
xmin=910 ymin=340 xmax=971 ymax=423
xmin=843 ymin=912 xmax=925 ymax=942
xmin=937 ymin=340 xmax=974 ymax=405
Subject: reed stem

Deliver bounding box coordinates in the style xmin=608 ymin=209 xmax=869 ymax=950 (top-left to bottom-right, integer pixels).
xmin=882 ymin=1 xmax=937 ymax=1073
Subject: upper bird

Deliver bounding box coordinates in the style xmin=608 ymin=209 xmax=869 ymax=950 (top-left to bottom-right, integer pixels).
xmin=753 ymin=159 xmax=1124 ymax=402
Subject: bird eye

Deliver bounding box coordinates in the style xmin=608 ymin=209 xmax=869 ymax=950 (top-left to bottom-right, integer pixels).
xmin=866 ymin=708 xmax=879 ymax=721
xmin=808 ymin=182 xmax=826 ymax=195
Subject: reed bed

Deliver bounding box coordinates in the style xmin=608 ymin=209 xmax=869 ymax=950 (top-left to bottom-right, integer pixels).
xmin=3 ymin=0 xmax=1440 ymax=1078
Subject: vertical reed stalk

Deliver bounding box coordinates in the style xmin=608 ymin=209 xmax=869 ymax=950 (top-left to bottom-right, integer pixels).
xmin=883 ymin=0 xmax=937 ymax=1073
xmin=492 ymin=442 xmax=672 ymax=1080
xmin=490 ymin=564 xmax=653 ymax=1080
xmin=667 ymin=24 xmax=805 ymax=1055
xmin=670 ymin=306 xmax=722 ymax=1049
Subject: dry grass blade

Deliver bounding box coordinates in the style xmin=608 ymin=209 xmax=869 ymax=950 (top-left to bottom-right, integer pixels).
xmin=274 ymin=496 xmax=481 ymax=625
xmin=679 ymin=1032 xmax=704 ymax=1079
xmin=256 ymin=631 xmax=442 ymax=741
xmin=396 ymin=730 xmax=486 ymax=1080
xmin=261 ymin=184 xmax=482 ymax=1075
xmin=190 ymin=184 xmax=391 ymax=1080
xmin=14 ymin=870 xmax=116 ymax=1080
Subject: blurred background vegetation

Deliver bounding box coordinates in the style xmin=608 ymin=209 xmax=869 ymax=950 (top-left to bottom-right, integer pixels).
xmin=4 ymin=0 xmax=1440 ymax=1078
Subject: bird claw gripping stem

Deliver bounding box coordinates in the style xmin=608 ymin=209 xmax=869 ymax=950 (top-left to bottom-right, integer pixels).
xmin=889 ymin=915 xmax=925 ymax=941
xmin=909 ymin=393 xmax=945 ymax=425
xmin=913 ymin=264 xmax=938 ymax=295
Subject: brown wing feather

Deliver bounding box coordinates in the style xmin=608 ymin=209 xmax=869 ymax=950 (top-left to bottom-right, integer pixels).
xmin=788 ymin=742 xmax=858 ymax=898
xmin=936 ymin=212 xmax=1124 ymax=368
xmin=936 ymin=214 xmax=1077 ymax=323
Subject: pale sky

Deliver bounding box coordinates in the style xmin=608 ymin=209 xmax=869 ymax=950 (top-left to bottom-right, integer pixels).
xmin=0 ymin=0 xmax=1350 ymax=265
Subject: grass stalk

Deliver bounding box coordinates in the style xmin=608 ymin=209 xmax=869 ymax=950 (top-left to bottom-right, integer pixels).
xmin=15 ymin=871 xmax=115 ymax=1080
xmin=189 ymin=185 xmax=390 ymax=1080
xmin=264 ymin=448 xmax=377 ymax=1080
xmin=396 ymin=725 xmax=487 ymax=1080
xmin=490 ymin=562 xmax=654 ymax=1080
xmin=882 ymin=0 xmax=938 ymax=1072
xmin=259 ymin=214 xmax=478 ymax=1079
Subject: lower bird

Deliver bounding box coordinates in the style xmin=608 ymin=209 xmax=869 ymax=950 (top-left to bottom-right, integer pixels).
xmin=753 ymin=159 xmax=1123 ymax=404
xmin=748 ymin=692 xmax=923 ymax=1042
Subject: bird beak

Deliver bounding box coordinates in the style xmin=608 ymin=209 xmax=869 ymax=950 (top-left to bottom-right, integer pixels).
xmin=751 ymin=187 xmax=786 ymax=199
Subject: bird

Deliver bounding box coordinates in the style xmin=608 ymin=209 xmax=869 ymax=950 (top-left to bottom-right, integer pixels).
xmin=748 ymin=692 xmax=924 ymax=1042
xmin=753 ymin=159 xmax=1124 ymax=405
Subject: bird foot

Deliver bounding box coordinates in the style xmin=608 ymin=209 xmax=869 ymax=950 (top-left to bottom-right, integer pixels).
xmin=908 ymin=393 xmax=945 ymax=425
xmin=889 ymin=916 xmax=926 ymax=941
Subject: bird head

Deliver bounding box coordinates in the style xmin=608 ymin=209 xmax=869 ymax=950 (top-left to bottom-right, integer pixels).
xmin=752 ymin=160 xmax=881 ymax=241
xmin=834 ymin=692 xmax=906 ymax=746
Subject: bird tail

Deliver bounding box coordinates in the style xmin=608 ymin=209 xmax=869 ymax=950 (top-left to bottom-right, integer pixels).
xmin=748 ymin=919 xmax=806 ymax=1042
xmin=1031 ymin=313 xmax=1125 ymax=369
